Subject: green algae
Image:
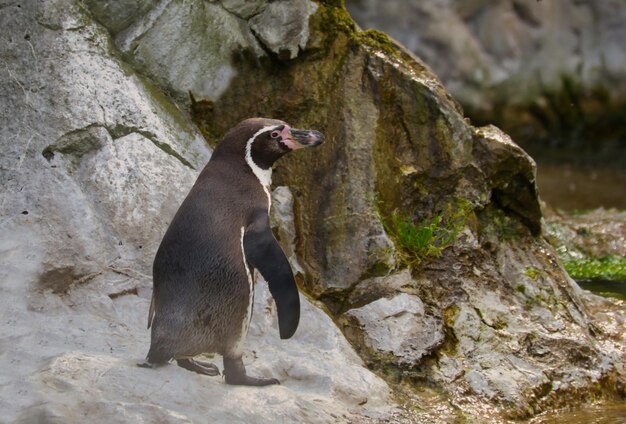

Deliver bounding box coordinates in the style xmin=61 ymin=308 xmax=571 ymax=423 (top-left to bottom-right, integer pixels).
xmin=524 ymin=267 xmax=545 ymax=281
xmin=563 ymin=256 xmax=626 ymax=283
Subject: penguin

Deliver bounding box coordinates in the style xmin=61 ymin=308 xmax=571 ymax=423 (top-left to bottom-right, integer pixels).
xmin=143 ymin=118 xmax=324 ymax=386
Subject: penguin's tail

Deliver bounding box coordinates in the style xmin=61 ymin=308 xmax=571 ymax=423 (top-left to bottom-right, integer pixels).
xmin=145 ymin=345 xmax=172 ymax=366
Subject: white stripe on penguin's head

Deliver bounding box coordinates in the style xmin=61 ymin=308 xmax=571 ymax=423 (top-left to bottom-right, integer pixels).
xmin=245 ymin=125 xmax=280 ymax=188
xmin=245 ymin=125 xmax=281 ymax=210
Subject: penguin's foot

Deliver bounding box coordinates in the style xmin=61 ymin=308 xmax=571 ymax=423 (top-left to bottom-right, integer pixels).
xmin=223 ymin=356 xmax=279 ymax=386
xmin=176 ymin=358 xmax=220 ymax=376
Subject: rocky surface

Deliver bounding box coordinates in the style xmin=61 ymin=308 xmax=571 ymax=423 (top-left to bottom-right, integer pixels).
xmin=1 ymin=0 xmax=625 ymax=423
xmin=344 ymin=292 xmax=445 ymax=366
xmin=9 ymin=265 xmax=391 ymax=423
xmin=345 ymin=0 xmax=626 ymax=110
xmin=345 ymin=0 xmax=626 ymax=147
xmin=545 ymin=208 xmax=626 ymax=261
xmin=0 ymin=1 xmax=392 ymax=422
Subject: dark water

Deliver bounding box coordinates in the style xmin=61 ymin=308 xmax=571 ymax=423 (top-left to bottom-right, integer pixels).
xmin=578 ymin=280 xmax=626 ymax=302
xmin=531 ymin=401 xmax=626 ymax=424
xmin=536 ymin=163 xmax=626 ymax=211
xmin=535 ymin=158 xmax=626 ymax=300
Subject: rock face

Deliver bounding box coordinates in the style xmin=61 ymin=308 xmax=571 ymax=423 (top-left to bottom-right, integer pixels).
xmin=0 ymin=1 xmax=391 ymax=422
xmin=188 ymin=2 xmax=626 ymax=418
xmin=345 ymin=0 xmax=626 ymax=147
xmin=344 ymin=292 xmax=445 ymax=366
xmin=345 ymin=0 xmax=626 ymax=109
xmin=1 ymin=1 xmax=624 ymax=423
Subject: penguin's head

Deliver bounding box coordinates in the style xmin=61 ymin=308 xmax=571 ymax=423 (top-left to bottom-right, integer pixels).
xmin=247 ymin=118 xmax=324 ymax=169
xmin=218 ymin=118 xmax=325 ymax=170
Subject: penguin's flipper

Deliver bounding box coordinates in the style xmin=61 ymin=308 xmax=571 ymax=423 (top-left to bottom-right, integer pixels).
xmin=243 ymin=212 xmax=300 ymax=339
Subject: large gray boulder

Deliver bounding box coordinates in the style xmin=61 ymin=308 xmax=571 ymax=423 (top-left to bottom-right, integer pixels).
xmin=0 ymin=1 xmax=393 ymax=422
xmin=346 ymin=0 xmax=626 ymax=109
xmin=345 ymin=0 xmax=626 ymax=147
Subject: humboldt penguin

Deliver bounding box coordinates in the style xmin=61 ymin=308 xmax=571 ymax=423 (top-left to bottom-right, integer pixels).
xmin=143 ymin=118 xmax=324 ymax=386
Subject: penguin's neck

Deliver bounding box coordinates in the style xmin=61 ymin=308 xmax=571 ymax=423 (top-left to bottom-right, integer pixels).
xmin=245 ymin=134 xmax=273 ymax=211
xmin=246 ymin=154 xmax=272 ymax=189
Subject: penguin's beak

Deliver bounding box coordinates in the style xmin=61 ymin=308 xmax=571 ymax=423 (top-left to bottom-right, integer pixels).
xmin=289 ymin=128 xmax=325 ymax=148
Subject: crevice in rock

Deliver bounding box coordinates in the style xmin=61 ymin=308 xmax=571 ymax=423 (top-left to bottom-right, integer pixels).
xmin=247 ymin=25 xmax=280 ymax=59
xmin=42 ymin=123 xmax=194 ymax=170
xmin=511 ymin=0 xmax=541 ymax=28
xmin=318 ymin=283 xmax=360 ymax=316
xmin=107 ymin=124 xmax=195 ymax=170
xmin=473 ymin=306 xmax=505 ymax=331
xmin=35 ymin=19 xmax=63 ymax=31
xmin=108 ymin=286 xmax=139 ymax=299
xmin=144 ymin=137 xmax=195 ymax=170
xmin=42 ymin=124 xmax=108 ymax=161
xmin=216 ymin=0 xmax=267 ymax=21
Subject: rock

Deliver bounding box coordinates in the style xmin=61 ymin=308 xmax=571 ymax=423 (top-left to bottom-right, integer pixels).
xmin=98 ymin=0 xmax=319 ymax=102
xmin=220 ymin=0 xmax=267 ymax=20
xmin=472 ymin=125 xmax=541 ymax=235
xmin=1 ymin=0 xmax=209 ymax=288
xmin=249 ymin=0 xmax=318 ymax=59
xmin=0 ymin=1 xmax=394 ymax=422
xmin=112 ymin=0 xmax=265 ymax=102
xmin=11 ymin=279 xmax=391 ymax=423
xmin=345 ymin=0 xmax=626 ymax=150
xmin=82 ymin=0 xmax=155 ymax=35
xmin=345 ymin=0 xmax=626 ymax=108
xmin=344 ymin=293 xmax=444 ymax=366
xmin=345 ymin=269 xmax=414 ymax=310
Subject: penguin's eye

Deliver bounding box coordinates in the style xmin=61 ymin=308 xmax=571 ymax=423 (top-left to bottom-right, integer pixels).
xmin=270 ymin=131 xmax=281 ymax=139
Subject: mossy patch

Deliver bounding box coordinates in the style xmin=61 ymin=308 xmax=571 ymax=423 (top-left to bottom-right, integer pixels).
xmin=381 ymin=199 xmax=471 ymax=270
xmin=311 ymin=2 xmax=406 ymax=62
xmin=563 ymin=256 xmax=626 ymax=283
xmin=356 ymin=29 xmax=401 ymax=59
xmin=534 ymin=289 xmax=559 ymax=311
xmin=524 ymin=267 xmax=544 ymax=281
xmin=308 ymin=1 xmax=356 ymax=52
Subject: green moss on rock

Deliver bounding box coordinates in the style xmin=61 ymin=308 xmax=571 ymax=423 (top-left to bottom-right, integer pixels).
xmin=356 ymin=30 xmax=401 ymax=59
xmin=381 ymin=199 xmax=471 ymax=270
xmin=563 ymin=256 xmax=626 ymax=282
xmin=524 ymin=267 xmax=544 ymax=281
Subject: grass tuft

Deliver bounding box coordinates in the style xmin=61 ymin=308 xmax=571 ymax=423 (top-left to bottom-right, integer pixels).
xmin=382 ymin=201 xmax=470 ymax=270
